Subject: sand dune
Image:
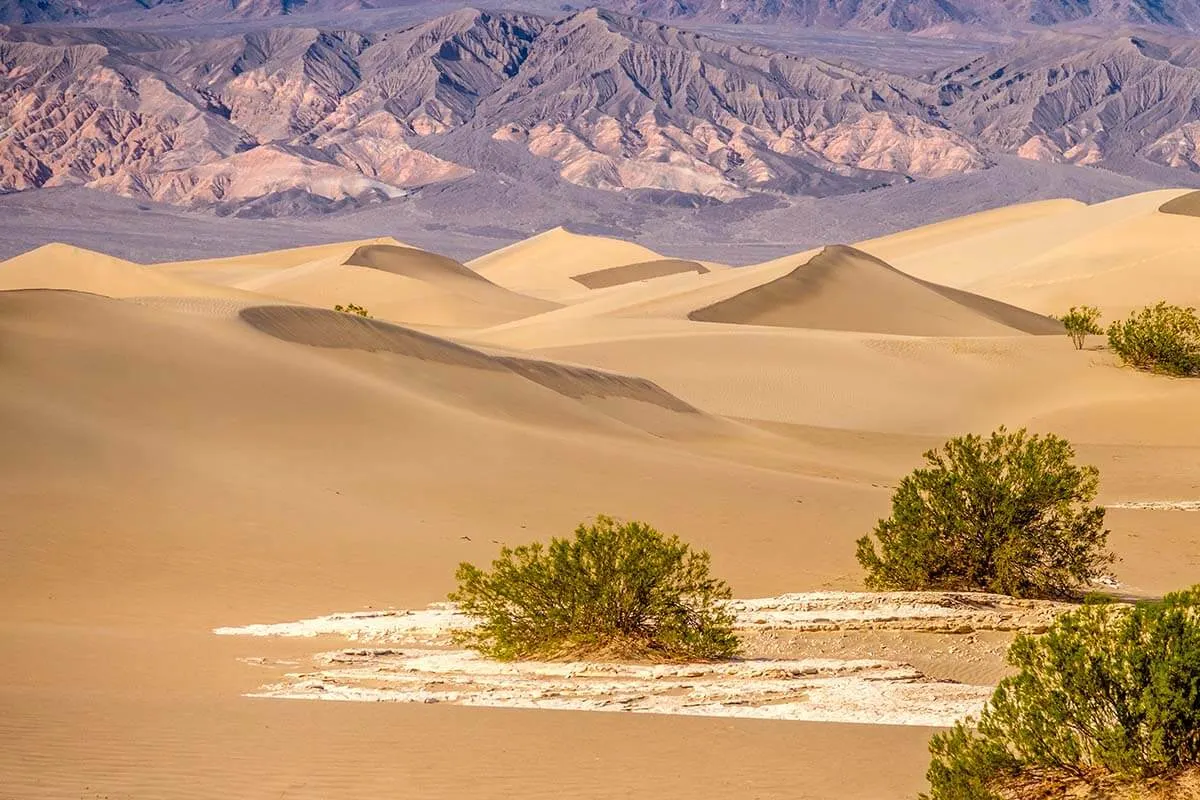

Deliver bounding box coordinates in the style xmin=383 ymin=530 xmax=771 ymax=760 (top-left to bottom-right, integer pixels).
xmin=156 ymin=238 xmax=409 ymax=285
xmin=572 ymin=258 xmax=710 ymax=289
xmin=855 ymin=199 xmax=1086 ymax=263
xmin=345 ymin=244 xmax=495 ymax=281
xmin=968 ymin=205 xmax=1200 ymax=318
xmin=689 ymin=245 xmax=1062 ymax=336
xmin=468 ymin=227 xmax=669 ymax=300
xmin=222 ymin=244 xmax=558 ymax=329
xmin=857 ymin=189 xmax=1200 ymax=317
xmin=5 ymin=192 xmax=1200 ymax=800
xmin=241 ymin=305 xmax=701 ymax=418
xmin=0 ymin=243 xmax=255 ymax=300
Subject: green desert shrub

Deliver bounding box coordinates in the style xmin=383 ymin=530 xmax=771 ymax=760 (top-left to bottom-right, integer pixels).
xmin=1106 ymin=302 xmax=1200 ymax=376
xmin=334 ymin=303 xmax=371 ymax=318
xmin=856 ymin=427 xmax=1112 ymax=599
xmin=1057 ymin=305 xmax=1103 ymax=350
xmin=449 ymin=515 xmax=739 ymax=661
xmin=923 ymin=587 xmax=1200 ymax=799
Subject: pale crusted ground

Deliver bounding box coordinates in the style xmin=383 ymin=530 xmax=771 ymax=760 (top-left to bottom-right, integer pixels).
xmin=216 ymin=592 xmax=1072 ymax=727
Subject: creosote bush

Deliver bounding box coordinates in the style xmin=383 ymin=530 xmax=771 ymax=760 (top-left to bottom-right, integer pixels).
xmin=923 ymin=587 xmax=1200 ymax=800
xmin=856 ymin=427 xmax=1112 ymax=599
xmin=1107 ymin=302 xmax=1200 ymax=376
xmin=1057 ymin=305 xmax=1103 ymax=350
xmin=449 ymin=515 xmax=739 ymax=661
xmin=334 ymin=303 xmax=371 ymax=318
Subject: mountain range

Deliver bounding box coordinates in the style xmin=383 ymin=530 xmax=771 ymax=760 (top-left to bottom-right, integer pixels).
xmin=616 ymin=0 xmax=1200 ymax=32
xmin=2 ymin=6 xmax=1199 ymax=214
xmin=7 ymin=0 xmax=1200 ymax=30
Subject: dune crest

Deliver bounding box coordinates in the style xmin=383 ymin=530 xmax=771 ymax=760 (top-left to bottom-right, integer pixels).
xmin=191 ymin=243 xmax=561 ymax=329
xmin=470 ymin=227 xmax=668 ymax=300
xmin=239 ymin=305 xmax=699 ymax=415
xmin=689 ymin=245 xmax=1062 ymax=336
xmin=0 ymin=242 xmax=254 ymax=300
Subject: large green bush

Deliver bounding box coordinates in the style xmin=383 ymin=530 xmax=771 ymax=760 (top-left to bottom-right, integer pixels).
xmin=856 ymin=427 xmax=1112 ymax=599
xmin=449 ymin=515 xmax=739 ymax=661
xmin=924 ymin=587 xmax=1200 ymax=799
xmin=1107 ymin=302 xmax=1200 ymax=376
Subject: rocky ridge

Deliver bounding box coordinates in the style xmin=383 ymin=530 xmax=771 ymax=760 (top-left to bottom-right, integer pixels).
xmin=9 ymin=0 xmax=1200 ymax=32
xmin=0 ymin=9 xmax=987 ymax=211
xmin=1 ymin=9 xmax=1198 ymax=213
xmin=618 ymin=0 xmax=1200 ymax=32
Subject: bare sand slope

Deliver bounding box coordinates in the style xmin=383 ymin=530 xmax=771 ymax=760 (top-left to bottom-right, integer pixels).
xmin=1 ymin=287 xmax=950 ymax=799
xmin=856 ymin=199 xmax=1086 ymax=263
xmin=0 ymin=243 xmax=258 ymax=300
xmin=233 ymin=244 xmax=559 ymax=328
xmin=855 ymin=190 xmax=1200 ymax=317
xmin=689 ymin=245 xmax=1062 ymax=336
xmin=966 ymin=204 xmax=1200 ymax=318
xmin=155 ymin=237 xmax=409 ymax=285
xmin=473 ymin=249 xmax=825 ymax=333
xmin=468 ymin=227 xmax=670 ymax=301
xmin=238 ymin=304 xmax=716 ymax=436
xmin=523 ymin=325 xmax=1200 ymax=446
xmin=5 ymin=193 xmax=1200 ymax=800
xmin=572 ymin=258 xmax=710 ymax=289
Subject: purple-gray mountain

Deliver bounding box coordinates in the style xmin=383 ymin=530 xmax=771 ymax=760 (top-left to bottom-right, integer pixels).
xmin=2 ymin=6 xmax=1199 ymax=215
xmin=6 ymin=0 xmax=1200 ymax=30
xmin=617 ymin=0 xmax=1200 ymax=32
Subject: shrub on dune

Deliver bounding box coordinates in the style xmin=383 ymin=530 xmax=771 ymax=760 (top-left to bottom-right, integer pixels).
xmin=923 ymin=587 xmax=1200 ymax=800
xmin=856 ymin=427 xmax=1113 ymax=600
xmin=449 ymin=515 xmax=739 ymax=661
xmin=1107 ymin=302 xmax=1200 ymax=377
xmin=334 ymin=303 xmax=371 ymax=318
xmin=1056 ymin=305 xmax=1103 ymax=350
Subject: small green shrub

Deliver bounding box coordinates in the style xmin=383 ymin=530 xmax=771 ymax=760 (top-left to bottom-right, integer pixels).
xmin=1057 ymin=306 xmax=1103 ymax=350
xmin=856 ymin=427 xmax=1112 ymax=599
xmin=1107 ymin=302 xmax=1200 ymax=376
xmin=923 ymin=586 xmax=1200 ymax=799
xmin=448 ymin=515 xmax=739 ymax=661
xmin=334 ymin=303 xmax=371 ymax=318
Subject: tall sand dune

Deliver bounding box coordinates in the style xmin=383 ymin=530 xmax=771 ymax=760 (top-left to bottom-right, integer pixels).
xmin=230 ymin=244 xmax=558 ymax=329
xmin=689 ymin=245 xmax=1062 ymax=336
xmin=469 ymin=227 xmax=668 ymax=301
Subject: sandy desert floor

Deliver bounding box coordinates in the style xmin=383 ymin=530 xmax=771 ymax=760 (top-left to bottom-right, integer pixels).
xmin=3 ymin=189 xmax=1200 ymax=799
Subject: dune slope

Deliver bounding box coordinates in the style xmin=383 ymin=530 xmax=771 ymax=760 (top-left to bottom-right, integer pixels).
xmin=0 ymin=243 xmax=253 ymax=300
xmin=1159 ymin=190 xmax=1200 ymax=217
xmin=240 ymin=305 xmax=699 ymax=415
xmin=228 ymin=244 xmax=559 ymax=329
xmin=572 ymin=259 xmax=710 ymax=289
xmin=469 ymin=227 xmax=668 ymax=300
xmin=689 ymin=245 xmax=1062 ymax=336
